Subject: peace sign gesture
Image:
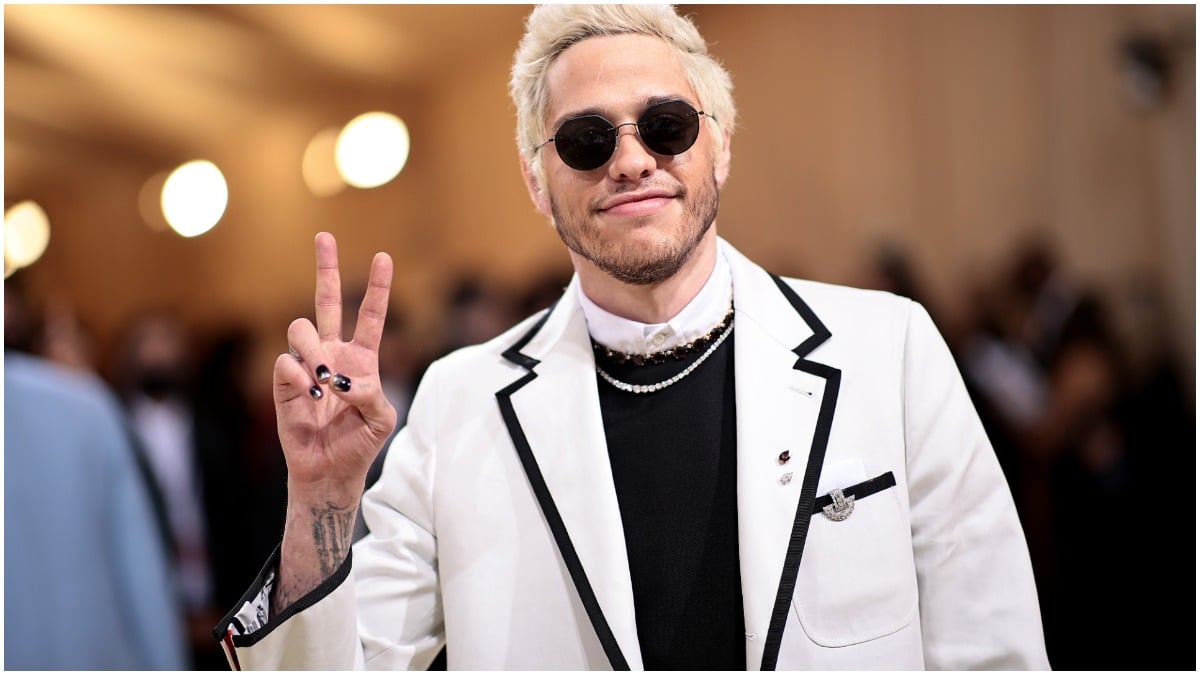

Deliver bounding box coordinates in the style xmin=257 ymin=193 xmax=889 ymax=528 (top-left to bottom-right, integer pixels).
xmin=272 ymin=232 xmax=397 ymax=606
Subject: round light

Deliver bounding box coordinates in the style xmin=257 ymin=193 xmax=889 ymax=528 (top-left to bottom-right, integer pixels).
xmin=335 ymin=112 xmax=410 ymax=189
xmin=161 ymin=160 xmax=228 ymax=237
xmin=138 ymin=172 xmax=170 ymax=231
xmin=4 ymin=200 xmax=51 ymax=273
xmin=303 ymin=127 xmax=346 ymax=197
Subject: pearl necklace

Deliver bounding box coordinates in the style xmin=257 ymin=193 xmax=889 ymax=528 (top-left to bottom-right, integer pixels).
xmin=595 ymin=319 xmax=734 ymax=394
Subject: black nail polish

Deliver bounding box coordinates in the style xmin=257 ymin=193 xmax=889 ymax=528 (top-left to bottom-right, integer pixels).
xmin=309 ymin=385 xmax=323 ymax=400
xmin=316 ymin=365 xmax=331 ymax=383
xmin=331 ymin=373 xmax=351 ymax=393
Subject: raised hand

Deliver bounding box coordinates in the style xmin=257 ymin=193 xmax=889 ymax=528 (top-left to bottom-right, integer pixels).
xmin=272 ymin=232 xmax=398 ymax=609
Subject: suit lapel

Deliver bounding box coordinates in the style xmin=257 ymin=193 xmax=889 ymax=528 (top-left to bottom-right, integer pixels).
xmin=494 ymin=241 xmax=841 ymax=671
xmin=495 ymin=281 xmax=641 ymax=670
xmin=725 ymin=242 xmax=841 ymax=670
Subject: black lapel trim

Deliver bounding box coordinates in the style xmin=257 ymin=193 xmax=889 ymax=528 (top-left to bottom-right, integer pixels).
xmin=495 ymin=303 xmax=631 ymax=671
xmin=761 ymin=274 xmax=842 ymax=670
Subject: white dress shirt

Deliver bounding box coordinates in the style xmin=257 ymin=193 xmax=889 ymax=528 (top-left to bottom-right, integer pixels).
xmin=577 ymin=250 xmax=733 ymax=355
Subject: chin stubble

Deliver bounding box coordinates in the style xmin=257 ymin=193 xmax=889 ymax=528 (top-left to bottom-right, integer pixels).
xmin=551 ymin=175 xmax=720 ymax=286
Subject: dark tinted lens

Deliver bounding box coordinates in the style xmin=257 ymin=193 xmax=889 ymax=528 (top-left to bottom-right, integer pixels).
xmin=554 ymin=116 xmax=616 ymax=171
xmin=638 ymin=101 xmax=700 ymax=156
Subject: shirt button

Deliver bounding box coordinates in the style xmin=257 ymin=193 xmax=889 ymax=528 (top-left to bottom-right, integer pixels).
xmin=653 ymin=334 xmax=666 ymax=345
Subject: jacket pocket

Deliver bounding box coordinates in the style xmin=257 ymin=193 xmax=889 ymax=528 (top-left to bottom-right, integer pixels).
xmin=791 ymin=471 xmax=918 ymax=647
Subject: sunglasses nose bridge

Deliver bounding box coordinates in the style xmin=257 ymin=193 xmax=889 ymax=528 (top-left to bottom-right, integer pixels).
xmin=611 ymin=121 xmax=640 ymax=139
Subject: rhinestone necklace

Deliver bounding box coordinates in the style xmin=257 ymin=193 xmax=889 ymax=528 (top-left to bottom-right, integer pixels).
xmin=595 ymin=318 xmax=734 ymax=394
xmin=591 ymin=304 xmax=735 ymax=366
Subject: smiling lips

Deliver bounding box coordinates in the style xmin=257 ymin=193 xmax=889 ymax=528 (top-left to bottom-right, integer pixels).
xmin=598 ymin=189 xmax=677 ymax=217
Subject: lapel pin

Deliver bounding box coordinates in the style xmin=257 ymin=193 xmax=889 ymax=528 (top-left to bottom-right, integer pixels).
xmin=779 ymin=472 xmax=793 ymax=486
xmin=822 ymin=488 xmax=855 ymax=521
xmin=778 ymin=450 xmax=791 ymax=465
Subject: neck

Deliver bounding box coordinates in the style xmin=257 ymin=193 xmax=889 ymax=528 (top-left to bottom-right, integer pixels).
xmin=573 ymin=229 xmax=719 ymax=324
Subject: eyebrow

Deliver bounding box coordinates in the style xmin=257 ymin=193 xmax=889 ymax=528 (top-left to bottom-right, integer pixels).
xmin=546 ymin=94 xmax=694 ymax=136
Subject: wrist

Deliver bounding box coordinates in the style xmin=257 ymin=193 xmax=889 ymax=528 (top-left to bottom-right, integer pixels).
xmin=286 ymin=476 xmax=365 ymax=509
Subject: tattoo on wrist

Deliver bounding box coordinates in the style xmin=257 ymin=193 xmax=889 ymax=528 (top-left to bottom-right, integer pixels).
xmin=272 ymin=580 xmax=297 ymax=612
xmin=311 ymin=501 xmax=356 ymax=577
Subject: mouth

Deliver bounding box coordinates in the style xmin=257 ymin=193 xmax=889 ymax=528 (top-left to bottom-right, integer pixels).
xmin=597 ymin=189 xmax=678 ymax=217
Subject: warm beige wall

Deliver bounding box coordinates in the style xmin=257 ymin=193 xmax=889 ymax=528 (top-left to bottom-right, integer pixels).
xmin=682 ymin=4 xmax=1193 ymax=374
xmin=15 ymin=4 xmax=1194 ymax=385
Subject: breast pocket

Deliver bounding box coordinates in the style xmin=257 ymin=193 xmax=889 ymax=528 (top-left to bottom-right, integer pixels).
xmin=791 ymin=471 xmax=918 ymax=647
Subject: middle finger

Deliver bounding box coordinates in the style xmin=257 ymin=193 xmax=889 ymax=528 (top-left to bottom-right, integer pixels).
xmin=314 ymin=231 xmax=343 ymax=342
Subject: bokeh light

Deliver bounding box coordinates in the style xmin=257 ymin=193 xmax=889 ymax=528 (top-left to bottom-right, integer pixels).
xmin=4 ymin=200 xmax=51 ymax=277
xmin=138 ymin=172 xmax=171 ymax=232
xmin=303 ymin=127 xmax=346 ymax=197
xmin=161 ymin=160 xmax=228 ymax=237
xmin=335 ymin=111 xmax=410 ymax=189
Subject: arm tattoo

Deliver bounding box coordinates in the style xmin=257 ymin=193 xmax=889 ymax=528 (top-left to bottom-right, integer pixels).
xmin=273 ymin=579 xmax=298 ymax=612
xmin=271 ymin=500 xmax=357 ymax=613
xmin=310 ymin=501 xmax=357 ymax=578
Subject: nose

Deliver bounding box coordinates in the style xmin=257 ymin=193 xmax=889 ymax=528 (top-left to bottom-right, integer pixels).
xmin=607 ymin=123 xmax=655 ymax=181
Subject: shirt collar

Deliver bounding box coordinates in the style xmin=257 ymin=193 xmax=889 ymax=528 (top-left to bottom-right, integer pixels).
xmin=577 ymin=250 xmax=733 ymax=356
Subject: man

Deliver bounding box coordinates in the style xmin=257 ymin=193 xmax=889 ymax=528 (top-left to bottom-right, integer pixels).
xmin=215 ymin=5 xmax=1048 ymax=669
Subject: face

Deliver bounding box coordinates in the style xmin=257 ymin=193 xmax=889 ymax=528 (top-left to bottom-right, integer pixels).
xmin=523 ymin=34 xmax=731 ymax=287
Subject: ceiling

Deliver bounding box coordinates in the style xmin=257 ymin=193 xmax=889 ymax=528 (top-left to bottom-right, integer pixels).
xmin=4 ymin=4 xmax=533 ymax=199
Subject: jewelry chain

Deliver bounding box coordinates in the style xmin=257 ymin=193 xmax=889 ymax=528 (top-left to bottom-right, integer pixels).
xmin=592 ymin=305 xmax=735 ymax=365
xmin=596 ymin=319 xmax=734 ymax=394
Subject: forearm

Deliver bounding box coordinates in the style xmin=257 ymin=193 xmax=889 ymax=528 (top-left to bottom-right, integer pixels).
xmin=272 ymin=483 xmax=361 ymax=613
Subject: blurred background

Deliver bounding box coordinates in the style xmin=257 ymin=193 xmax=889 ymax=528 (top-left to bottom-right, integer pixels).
xmin=4 ymin=4 xmax=1194 ymax=670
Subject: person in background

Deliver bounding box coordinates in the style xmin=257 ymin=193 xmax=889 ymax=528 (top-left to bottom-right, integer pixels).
xmin=4 ymin=348 xmax=187 ymax=669
xmin=111 ymin=311 xmax=222 ymax=667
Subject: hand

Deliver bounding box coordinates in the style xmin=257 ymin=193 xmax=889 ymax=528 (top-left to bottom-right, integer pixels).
xmin=271 ymin=233 xmax=398 ymax=608
xmin=274 ymin=232 xmax=398 ymax=499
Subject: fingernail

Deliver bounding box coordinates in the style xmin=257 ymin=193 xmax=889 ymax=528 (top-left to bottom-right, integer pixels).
xmin=331 ymin=373 xmax=351 ymax=393
xmin=315 ymin=365 xmax=331 ymax=383
xmin=309 ymin=385 xmax=323 ymax=400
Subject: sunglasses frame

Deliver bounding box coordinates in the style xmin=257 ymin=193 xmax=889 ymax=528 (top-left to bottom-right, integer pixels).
xmin=534 ymin=100 xmax=716 ymax=171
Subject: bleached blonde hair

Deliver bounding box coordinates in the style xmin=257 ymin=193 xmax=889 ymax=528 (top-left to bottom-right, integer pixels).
xmin=509 ymin=4 xmax=736 ymax=183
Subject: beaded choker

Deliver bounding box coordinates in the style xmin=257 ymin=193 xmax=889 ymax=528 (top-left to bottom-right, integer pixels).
xmin=590 ymin=304 xmax=736 ymax=367
xmin=596 ymin=318 xmax=734 ymax=394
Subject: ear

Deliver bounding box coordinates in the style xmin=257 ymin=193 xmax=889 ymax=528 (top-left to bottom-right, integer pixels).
xmin=520 ymin=157 xmax=552 ymax=217
xmin=713 ymin=130 xmax=732 ymax=189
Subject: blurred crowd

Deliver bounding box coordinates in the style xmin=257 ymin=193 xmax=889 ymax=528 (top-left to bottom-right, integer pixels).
xmin=865 ymin=237 xmax=1195 ymax=670
xmin=4 ymin=236 xmax=1193 ymax=670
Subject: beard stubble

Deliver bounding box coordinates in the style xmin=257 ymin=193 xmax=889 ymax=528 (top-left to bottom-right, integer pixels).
xmin=550 ymin=174 xmax=720 ymax=286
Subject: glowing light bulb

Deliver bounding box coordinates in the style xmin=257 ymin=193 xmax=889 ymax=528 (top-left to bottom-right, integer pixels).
xmin=336 ymin=112 xmax=410 ymax=188
xmin=161 ymin=160 xmax=228 ymax=237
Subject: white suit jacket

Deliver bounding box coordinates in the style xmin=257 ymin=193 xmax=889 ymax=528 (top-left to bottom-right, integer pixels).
xmin=217 ymin=239 xmax=1049 ymax=670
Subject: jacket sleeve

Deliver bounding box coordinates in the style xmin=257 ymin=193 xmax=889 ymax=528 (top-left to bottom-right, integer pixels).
xmin=901 ymin=301 xmax=1050 ymax=669
xmin=213 ymin=362 xmax=446 ymax=670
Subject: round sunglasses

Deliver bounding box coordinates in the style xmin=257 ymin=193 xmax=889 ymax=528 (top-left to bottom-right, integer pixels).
xmin=534 ymin=100 xmax=716 ymax=172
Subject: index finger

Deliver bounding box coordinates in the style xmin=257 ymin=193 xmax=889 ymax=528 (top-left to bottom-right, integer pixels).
xmin=314 ymin=232 xmax=343 ymax=341
xmin=352 ymin=252 xmax=394 ymax=352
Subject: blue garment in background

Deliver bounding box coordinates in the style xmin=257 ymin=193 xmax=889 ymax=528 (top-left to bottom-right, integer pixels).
xmin=4 ymin=352 xmax=187 ymax=669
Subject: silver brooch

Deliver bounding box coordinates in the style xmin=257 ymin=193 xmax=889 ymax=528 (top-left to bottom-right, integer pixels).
xmin=822 ymin=488 xmax=854 ymax=521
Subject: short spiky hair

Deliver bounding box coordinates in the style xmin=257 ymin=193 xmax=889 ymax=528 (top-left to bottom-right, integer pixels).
xmin=509 ymin=4 xmax=736 ymax=181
